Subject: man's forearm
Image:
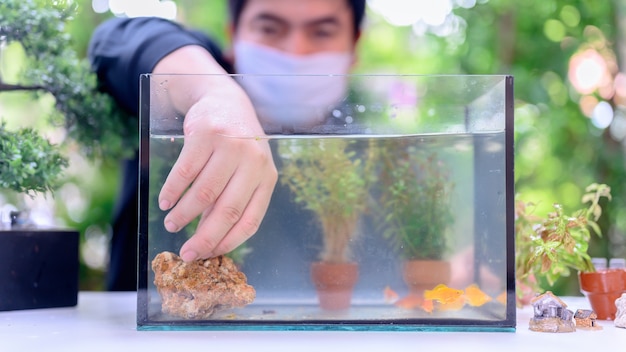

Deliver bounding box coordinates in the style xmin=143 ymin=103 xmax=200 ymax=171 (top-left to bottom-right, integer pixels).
xmin=88 ymin=17 xmax=225 ymax=115
xmin=152 ymin=45 xmax=256 ymax=135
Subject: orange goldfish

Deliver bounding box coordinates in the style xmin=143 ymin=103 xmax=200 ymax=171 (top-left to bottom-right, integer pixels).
xmin=437 ymin=295 xmax=466 ymax=311
xmin=424 ymin=284 xmax=464 ymax=304
xmin=394 ymin=294 xmax=423 ymax=310
xmin=394 ymin=294 xmax=434 ymax=313
xmin=383 ymin=286 xmax=399 ymax=304
xmin=421 ymin=298 xmax=434 ymax=313
xmin=496 ymin=291 xmax=507 ymax=305
xmin=464 ymin=284 xmax=493 ymax=307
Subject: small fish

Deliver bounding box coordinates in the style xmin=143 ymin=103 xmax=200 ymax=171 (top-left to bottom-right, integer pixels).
xmin=424 ymin=284 xmax=464 ymax=304
xmin=421 ymin=298 xmax=434 ymax=313
xmin=496 ymin=291 xmax=507 ymax=305
xmin=383 ymin=285 xmax=399 ymax=304
xmin=464 ymin=284 xmax=493 ymax=307
xmin=436 ymin=295 xmax=466 ymax=311
xmin=394 ymin=294 xmax=423 ymax=310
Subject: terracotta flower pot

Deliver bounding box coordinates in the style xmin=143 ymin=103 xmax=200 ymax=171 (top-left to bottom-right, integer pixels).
xmin=310 ymin=261 xmax=359 ymax=310
xmin=579 ymin=269 xmax=626 ymax=320
xmin=402 ymin=259 xmax=451 ymax=295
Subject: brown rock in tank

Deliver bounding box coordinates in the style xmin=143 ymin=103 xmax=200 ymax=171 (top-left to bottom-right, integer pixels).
xmin=151 ymin=251 xmax=255 ymax=319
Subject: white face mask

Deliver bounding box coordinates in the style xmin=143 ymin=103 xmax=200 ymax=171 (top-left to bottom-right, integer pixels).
xmin=233 ymin=40 xmax=353 ymax=133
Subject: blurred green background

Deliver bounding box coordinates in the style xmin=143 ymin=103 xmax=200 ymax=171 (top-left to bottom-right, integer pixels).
xmin=1 ymin=0 xmax=625 ymax=294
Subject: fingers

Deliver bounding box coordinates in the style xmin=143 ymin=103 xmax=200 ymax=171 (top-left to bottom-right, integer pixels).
xmin=179 ymin=164 xmax=276 ymax=261
xmin=161 ymin=139 xmax=236 ymax=233
xmin=163 ymin=134 xmax=277 ymax=262
xmin=212 ymin=158 xmax=277 ymax=255
xmin=153 ymin=77 xmax=275 ymax=262
xmin=158 ymin=140 xmax=213 ymax=214
xmin=178 ymin=158 xmax=257 ymax=261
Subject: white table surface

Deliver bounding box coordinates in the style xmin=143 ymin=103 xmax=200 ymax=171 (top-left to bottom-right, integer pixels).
xmin=1 ymin=292 xmax=624 ymax=352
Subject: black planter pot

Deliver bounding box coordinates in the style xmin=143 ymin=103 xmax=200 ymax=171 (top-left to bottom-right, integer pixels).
xmin=0 ymin=229 xmax=79 ymax=311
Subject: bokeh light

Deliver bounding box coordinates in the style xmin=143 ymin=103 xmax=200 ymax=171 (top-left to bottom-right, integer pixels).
xmin=92 ymin=0 xmax=177 ymax=19
xmin=81 ymin=225 xmax=110 ymax=270
xmin=543 ymin=19 xmax=566 ymax=42
xmin=579 ymin=95 xmax=599 ymax=117
xmin=613 ymin=73 xmax=626 ymax=106
xmin=568 ymin=49 xmax=609 ymax=95
xmin=559 ymin=5 xmax=580 ymax=27
xmin=368 ymin=0 xmax=452 ymax=26
xmin=367 ymin=0 xmax=480 ymax=44
xmin=591 ymin=101 xmax=614 ymax=129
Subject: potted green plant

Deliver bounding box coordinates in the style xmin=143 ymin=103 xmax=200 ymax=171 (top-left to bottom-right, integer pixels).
xmin=0 ymin=123 xmax=67 ymax=200
xmin=278 ymin=138 xmax=372 ymax=310
xmin=376 ymin=143 xmax=455 ymax=294
xmin=515 ymin=183 xmax=621 ymax=319
xmin=0 ymin=0 xmax=132 ymax=310
xmin=0 ymin=122 xmax=79 ymax=310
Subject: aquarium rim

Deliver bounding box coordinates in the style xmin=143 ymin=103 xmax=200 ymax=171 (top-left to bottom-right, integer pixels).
xmin=141 ymin=73 xmax=513 ymax=79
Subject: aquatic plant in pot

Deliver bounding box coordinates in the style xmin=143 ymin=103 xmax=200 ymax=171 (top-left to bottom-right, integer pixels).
xmin=0 ymin=0 xmax=133 ymax=309
xmin=515 ymin=183 xmax=621 ymax=319
xmin=377 ymin=144 xmax=455 ymax=295
xmin=278 ymin=138 xmax=372 ymax=310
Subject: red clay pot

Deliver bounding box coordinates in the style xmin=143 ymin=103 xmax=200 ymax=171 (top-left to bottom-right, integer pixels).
xmin=310 ymin=262 xmax=358 ymax=310
xmin=579 ymin=269 xmax=626 ymax=320
xmin=402 ymin=260 xmax=451 ymax=295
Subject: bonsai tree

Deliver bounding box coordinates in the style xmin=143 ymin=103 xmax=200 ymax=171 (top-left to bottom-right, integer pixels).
xmin=0 ymin=0 xmax=133 ymax=230
xmin=377 ymin=143 xmax=455 ymax=261
xmin=0 ymin=0 xmax=135 ymax=161
xmin=0 ymin=122 xmax=67 ymax=196
xmin=278 ymin=138 xmax=372 ymax=263
xmin=515 ymin=183 xmax=612 ymax=298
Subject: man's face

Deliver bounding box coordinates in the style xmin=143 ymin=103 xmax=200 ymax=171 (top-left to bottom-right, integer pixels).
xmin=233 ymin=0 xmax=357 ymax=56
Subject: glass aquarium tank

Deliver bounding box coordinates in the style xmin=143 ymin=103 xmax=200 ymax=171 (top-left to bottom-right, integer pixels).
xmin=137 ymin=74 xmax=515 ymax=331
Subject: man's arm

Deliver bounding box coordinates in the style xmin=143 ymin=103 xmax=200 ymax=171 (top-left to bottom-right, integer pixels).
xmin=89 ymin=17 xmax=277 ymax=262
xmin=153 ymin=45 xmax=278 ymax=262
xmin=88 ymin=17 xmax=229 ymax=114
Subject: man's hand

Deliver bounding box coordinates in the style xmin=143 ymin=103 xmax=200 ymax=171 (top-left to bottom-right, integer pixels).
xmin=153 ymin=46 xmax=278 ymax=262
xmin=158 ymin=91 xmax=277 ymax=262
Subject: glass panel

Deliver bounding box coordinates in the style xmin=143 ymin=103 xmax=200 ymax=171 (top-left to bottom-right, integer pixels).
xmin=137 ymin=74 xmax=515 ymax=331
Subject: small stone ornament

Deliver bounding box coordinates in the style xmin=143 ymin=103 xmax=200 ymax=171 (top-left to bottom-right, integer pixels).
xmin=529 ymin=291 xmax=576 ymax=333
xmin=615 ymin=293 xmax=626 ymax=329
xmin=574 ymin=309 xmax=602 ymax=330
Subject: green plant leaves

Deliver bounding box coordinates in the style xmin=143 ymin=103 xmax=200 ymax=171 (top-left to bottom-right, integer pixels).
xmin=0 ymin=0 xmax=137 ymax=161
xmin=0 ymin=122 xmax=68 ymax=194
xmin=515 ymin=183 xmax=611 ymax=293
xmin=278 ymin=138 xmax=373 ymax=263
xmin=376 ymin=143 xmax=455 ymax=260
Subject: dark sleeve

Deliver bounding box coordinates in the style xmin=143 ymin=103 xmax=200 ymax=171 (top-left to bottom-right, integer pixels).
xmin=87 ymin=17 xmax=231 ymax=115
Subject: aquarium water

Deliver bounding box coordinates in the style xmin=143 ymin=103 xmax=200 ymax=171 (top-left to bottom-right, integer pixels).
xmin=137 ymin=74 xmax=515 ymax=331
